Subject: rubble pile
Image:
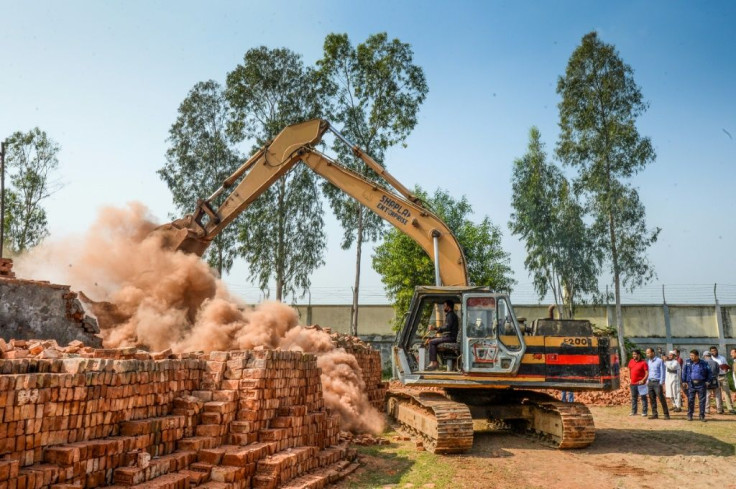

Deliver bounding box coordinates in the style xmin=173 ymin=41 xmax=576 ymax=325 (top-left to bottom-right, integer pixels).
xmin=0 ymin=339 xmax=94 ymax=360
xmin=0 ymin=259 xmax=15 ymax=279
xmin=0 ymin=347 xmax=362 ymax=489
xmin=337 ymin=433 xmax=389 ymax=447
xmin=569 ymin=369 xmax=630 ymax=406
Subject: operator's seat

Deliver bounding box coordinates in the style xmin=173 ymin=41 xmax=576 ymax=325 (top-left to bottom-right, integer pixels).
xmin=437 ymin=340 xmax=461 ymax=371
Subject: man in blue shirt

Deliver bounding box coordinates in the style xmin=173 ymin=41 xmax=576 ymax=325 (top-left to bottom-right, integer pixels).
xmin=645 ymin=347 xmax=670 ymax=420
xmin=681 ymin=349 xmax=713 ymax=421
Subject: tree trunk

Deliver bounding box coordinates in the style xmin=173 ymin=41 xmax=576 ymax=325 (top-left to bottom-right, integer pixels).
xmin=350 ymin=207 xmax=364 ymax=336
xmin=550 ymin=270 xmax=562 ymax=319
xmin=217 ymin=243 xmax=223 ymax=278
xmin=609 ymin=211 xmax=626 ymax=364
xmin=275 ymin=178 xmax=286 ymax=302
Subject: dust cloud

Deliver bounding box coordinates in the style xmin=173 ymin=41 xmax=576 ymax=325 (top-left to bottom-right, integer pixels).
xmin=14 ymin=202 xmax=384 ymax=434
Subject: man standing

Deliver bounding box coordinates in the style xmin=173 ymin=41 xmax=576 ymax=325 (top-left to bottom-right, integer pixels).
xmin=709 ymin=346 xmax=735 ymax=414
xmin=645 ymin=348 xmax=670 ymax=419
xmin=664 ymin=350 xmax=682 ymax=412
xmin=681 ymin=350 xmax=712 ymax=421
xmin=628 ymin=349 xmax=649 ymax=417
xmin=702 ymin=351 xmax=721 ymax=413
xmin=425 ymin=299 xmax=459 ymax=371
xmin=731 ymin=348 xmax=736 ymax=399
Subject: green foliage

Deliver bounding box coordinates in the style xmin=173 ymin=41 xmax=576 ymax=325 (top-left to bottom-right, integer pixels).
xmin=556 ymin=31 xmax=660 ymax=361
xmin=556 ymin=32 xmax=660 ymax=290
xmin=225 ymin=47 xmax=326 ymax=301
xmin=160 ymin=80 xmax=241 ymax=275
xmin=3 ymin=128 xmax=60 ymax=253
xmin=373 ymin=187 xmax=514 ymax=329
xmin=316 ymin=32 xmax=428 ymax=334
xmin=510 ymin=127 xmax=602 ymax=318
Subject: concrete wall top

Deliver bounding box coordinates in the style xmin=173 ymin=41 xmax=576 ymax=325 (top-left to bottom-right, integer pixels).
xmin=293 ymin=303 xmax=734 ymax=341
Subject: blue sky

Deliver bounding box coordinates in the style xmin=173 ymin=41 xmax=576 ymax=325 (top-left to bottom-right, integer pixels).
xmin=1 ymin=1 xmax=735 ymax=305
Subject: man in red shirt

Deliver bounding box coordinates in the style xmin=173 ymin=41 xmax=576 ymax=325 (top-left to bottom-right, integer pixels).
xmin=628 ymin=349 xmax=649 ymax=416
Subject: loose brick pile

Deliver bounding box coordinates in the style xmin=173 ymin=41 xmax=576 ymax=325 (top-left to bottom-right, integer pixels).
xmin=0 ymin=347 xmax=363 ymax=489
xmin=571 ymin=368 xmax=631 ymax=406
xmin=0 ymin=340 xmax=92 ymax=361
xmin=0 ymin=259 xmax=15 ymax=279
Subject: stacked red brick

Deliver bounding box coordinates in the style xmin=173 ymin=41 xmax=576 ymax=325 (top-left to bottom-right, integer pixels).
xmin=0 ymin=347 xmax=358 ymax=489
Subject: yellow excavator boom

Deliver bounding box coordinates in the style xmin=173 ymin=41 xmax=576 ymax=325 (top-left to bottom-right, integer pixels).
xmin=153 ymin=119 xmax=468 ymax=287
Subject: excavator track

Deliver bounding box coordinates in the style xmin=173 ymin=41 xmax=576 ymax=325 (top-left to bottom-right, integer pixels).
xmin=386 ymin=390 xmax=474 ymax=454
xmin=387 ymin=389 xmax=595 ymax=454
xmin=512 ymin=398 xmax=595 ymax=449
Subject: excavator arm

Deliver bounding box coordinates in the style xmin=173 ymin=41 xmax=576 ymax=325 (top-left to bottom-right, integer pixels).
xmin=154 ymin=119 xmax=469 ymax=287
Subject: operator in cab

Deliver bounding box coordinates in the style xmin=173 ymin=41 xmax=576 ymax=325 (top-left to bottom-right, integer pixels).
xmin=425 ymin=299 xmax=459 ymax=371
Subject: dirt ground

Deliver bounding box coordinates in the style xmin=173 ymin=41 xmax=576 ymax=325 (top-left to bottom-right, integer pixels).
xmin=335 ymin=405 xmax=736 ymax=489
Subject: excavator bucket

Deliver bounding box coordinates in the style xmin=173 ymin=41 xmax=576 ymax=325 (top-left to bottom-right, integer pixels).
xmin=150 ymin=216 xmax=211 ymax=257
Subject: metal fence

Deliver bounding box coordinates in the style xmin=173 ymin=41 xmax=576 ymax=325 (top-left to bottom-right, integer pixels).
xmin=225 ymin=281 xmax=736 ymax=307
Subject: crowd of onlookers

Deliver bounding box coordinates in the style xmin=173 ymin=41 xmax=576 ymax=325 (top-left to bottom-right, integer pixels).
xmin=627 ymin=346 xmax=736 ymax=421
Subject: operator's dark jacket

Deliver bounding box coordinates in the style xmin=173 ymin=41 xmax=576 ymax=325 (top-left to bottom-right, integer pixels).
xmin=437 ymin=310 xmax=459 ymax=341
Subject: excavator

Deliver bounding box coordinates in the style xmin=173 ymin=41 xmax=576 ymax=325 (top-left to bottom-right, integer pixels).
xmin=153 ymin=119 xmax=621 ymax=454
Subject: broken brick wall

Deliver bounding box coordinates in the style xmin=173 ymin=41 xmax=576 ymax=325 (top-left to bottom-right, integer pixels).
xmin=0 ymin=276 xmax=102 ymax=348
xmin=0 ymin=348 xmax=362 ymax=489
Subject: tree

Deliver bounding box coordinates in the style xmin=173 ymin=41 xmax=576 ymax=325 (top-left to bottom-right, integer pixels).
xmin=373 ymin=187 xmax=514 ymax=329
xmin=509 ymin=127 xmax=601 ymax=318
xmin=556 ymin=32 xmax=660 ymax=361
xmin=225 ymin=47 xmax=325 ymax=301
xmin=3 ymin=128 xmax=61 ymax=253
xmin=317 ymin=32 xmax=428 ymax=335
xmin=553 ymin=180 xmax=602 ymax=317
xmin=159 ymin=80 xmax=241 ymax=276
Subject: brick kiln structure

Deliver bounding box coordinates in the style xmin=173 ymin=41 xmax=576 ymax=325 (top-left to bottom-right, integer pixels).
xmin=0 ymin=346 xmax=380 ymax=489
xmin=0 ymin=260 xmax=101 ymax=348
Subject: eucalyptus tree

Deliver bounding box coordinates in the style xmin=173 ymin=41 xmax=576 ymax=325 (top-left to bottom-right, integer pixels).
xmin=374 ymin=187 xmax=514 ymax=330
xmin=509 ymin=127 xmax=600 ymax=318
xmin=225 ymin=47 xmax=325 ymax=302
xmin=160 ymin=80 xmax=241 ymax=276
xmin=556 ymin=32 xmax=659 ymax=361
xmin=317 ymin=32 xmax=428 ymax=335
xmin=3 ymin=128 xmax=61 ymax=253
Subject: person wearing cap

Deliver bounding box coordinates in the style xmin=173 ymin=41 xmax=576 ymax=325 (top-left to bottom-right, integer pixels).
xmin=645 ymin=348 xmax=670 ymax=419
xmin=681 ymin=349 xmax=712 ymax=421
xmin=628 ymin=349 xmax=649 ymax=417
xmin=708 ymin=346 xmax=735 ymax=414
xmin=664 ymin=350 xmax=682 ymax=412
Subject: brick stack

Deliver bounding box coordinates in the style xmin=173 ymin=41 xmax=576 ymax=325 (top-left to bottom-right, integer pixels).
xmin=0 ymin=259 xmax=15 ymax=279
xmin=0 ymin=346 xmax=360 ymax=489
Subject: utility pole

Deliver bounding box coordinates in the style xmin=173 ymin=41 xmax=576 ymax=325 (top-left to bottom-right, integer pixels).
xmin=0 ymin=140 xmax=6 ymax=259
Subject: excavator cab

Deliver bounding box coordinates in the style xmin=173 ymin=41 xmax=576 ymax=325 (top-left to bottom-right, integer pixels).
xmin=392 ymin=286 xmax=526 ymax=383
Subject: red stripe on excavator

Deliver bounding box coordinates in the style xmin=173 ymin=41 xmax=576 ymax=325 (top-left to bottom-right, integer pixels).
xmin=545 ymin=354 xmax=600 ymax=365
xmin=546 ymin=375 xmax=618 ymax=380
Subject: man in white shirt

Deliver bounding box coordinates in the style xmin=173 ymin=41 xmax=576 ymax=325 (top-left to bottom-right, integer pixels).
xmin=664 ymin=351 xmax=682 ymax=412
xmin=709 ymin=346 xmax=735 ymax=414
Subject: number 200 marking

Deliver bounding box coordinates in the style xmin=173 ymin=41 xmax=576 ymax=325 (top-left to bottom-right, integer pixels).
xmin=562 ymin=338 xmax=592 ymax=346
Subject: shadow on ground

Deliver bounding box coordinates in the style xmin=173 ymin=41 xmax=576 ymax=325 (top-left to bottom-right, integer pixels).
xmin=468 ymin=427 xmax=735 ymax=457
